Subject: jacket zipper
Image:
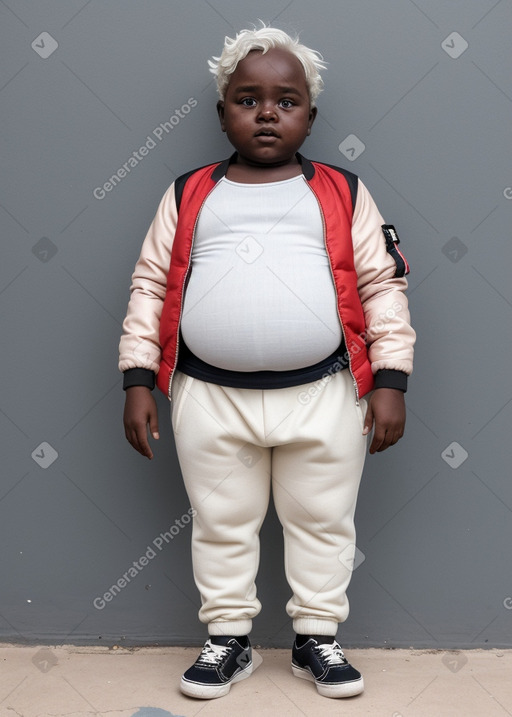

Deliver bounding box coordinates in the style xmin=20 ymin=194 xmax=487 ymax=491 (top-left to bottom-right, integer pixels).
xmin=308 ymin=183 xmax=360 ymax=405
xmin=167 ymin=186 xmax=218 ymax=400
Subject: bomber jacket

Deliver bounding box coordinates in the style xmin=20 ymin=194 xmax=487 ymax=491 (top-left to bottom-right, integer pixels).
xmin=119 ymin=153 xmax=415 ymax=401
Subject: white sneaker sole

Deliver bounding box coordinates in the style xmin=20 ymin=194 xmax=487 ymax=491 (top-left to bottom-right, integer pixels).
xmin=292 ymin=663 xmax=364 ymax=698
xmin=180 ymin=662 xmax=253 ymax=699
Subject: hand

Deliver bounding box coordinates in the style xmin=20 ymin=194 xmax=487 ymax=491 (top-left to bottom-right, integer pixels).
xmin=123 ymin=386 xmax=160 ymax=460
xmin=362 ymin=388 xmax=406 ymax=454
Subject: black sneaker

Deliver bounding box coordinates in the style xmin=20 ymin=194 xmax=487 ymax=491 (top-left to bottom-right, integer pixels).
xmin=180 ymin=635 xmax=253 ymax=699
xmin=292 ymin=635 xmax=364 ymax=698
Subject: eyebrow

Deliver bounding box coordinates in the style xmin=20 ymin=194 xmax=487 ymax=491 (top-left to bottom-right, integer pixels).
xmin=233 ymin=85 xmax=302 ymax=95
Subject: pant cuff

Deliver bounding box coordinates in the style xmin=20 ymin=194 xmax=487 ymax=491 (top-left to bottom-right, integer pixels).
xmin=208 ymin=619 xmax=252 ymax=637
xmin=292 ymin=618 xmax=338 ymax=636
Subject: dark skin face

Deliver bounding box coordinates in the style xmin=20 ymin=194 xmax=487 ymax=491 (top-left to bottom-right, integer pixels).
xmin=217 ymin=47 xmax=317 ymax=182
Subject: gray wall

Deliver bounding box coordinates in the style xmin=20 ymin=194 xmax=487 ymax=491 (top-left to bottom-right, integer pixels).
xmin=1 ymin=0 xmax=511 ymax=649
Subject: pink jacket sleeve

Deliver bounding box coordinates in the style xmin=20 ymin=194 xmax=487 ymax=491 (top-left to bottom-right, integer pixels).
xmin=352 ymin=179 xmax=416 ymax=376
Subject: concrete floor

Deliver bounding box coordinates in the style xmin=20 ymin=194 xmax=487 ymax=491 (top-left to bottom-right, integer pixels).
xmin=1 ymin=644 xmax=511 ymax=717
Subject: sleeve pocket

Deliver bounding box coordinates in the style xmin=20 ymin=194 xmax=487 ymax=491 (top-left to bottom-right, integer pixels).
xmin=382 ymin=224 xmax=410 ymax=277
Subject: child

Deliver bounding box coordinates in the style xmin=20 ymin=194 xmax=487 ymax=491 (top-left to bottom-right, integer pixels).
xmin=119 ymin=25 xmax=415 ymax=700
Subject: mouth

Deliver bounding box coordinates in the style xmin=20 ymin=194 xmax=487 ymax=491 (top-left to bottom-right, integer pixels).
xmin=255 ymin=129 xmax=279 ymax=138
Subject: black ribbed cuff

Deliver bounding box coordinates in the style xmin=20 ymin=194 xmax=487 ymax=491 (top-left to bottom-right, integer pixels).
xmin=123 ymin=368 xmax=155 ymax=391
xmin=374 ymin=369 xmax=408 ymax=392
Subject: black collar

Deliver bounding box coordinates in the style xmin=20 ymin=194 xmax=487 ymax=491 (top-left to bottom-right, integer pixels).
xmin=211 ymin=152 xmax=315 ymax=181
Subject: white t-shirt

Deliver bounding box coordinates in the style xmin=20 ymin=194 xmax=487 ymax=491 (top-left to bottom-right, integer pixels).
xmin=180 ymin=175 xmax=343 ymax=371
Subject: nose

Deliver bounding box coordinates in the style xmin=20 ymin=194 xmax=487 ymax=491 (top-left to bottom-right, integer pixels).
xmin=258 ymin=102 xmax=277 ymax=121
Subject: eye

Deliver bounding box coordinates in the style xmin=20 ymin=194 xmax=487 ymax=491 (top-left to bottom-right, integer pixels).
xmin=240 ymin=97 xmax=257 ymax=107
xmin=279 ymin=99 xmax=294 ymax=108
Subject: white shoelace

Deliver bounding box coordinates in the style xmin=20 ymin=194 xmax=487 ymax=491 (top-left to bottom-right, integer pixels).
xmin=315 ymin=641 xmax=348 ymax=666
xmin=196 ymin=640 xmax=231 ymax=666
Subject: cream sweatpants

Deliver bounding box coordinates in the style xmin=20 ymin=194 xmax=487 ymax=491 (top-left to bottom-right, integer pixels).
xmin=170 ymin=368 xmax=369 ymax=638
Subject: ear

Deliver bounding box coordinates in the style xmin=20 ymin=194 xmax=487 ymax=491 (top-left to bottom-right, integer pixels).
xmin=306 ymin=105 xmax=318 ymax=136
xmin=217 ymin=100 xmax=226 ymax=132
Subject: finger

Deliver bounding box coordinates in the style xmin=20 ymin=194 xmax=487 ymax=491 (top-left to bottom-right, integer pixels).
xmin=139 ymin=434 xmax=154 ymax=460
xmin=124 ymin=420 xmax=144 ymax=455
xmin=134 ymin=423 xmax=154 ymax=460
xmin=376 ymin=434 xmax=392 ymax=452
xmin=386 ymin=428 xmax=403 ymax=449
xmin=129 ymin=427 xmax=146 ymax=458
xmin=149 ymin=414 xmax=160 ymax=441
xmin=384 ymin=424 xmax=404 ymax=449
xmin=362 ymin=403 xmax=373 ymax=436
xmin=369 ymin=426 xmax=386 ymax=454
xmin=375 ymin=428 xmax=400 ymax=452
xmin=126 ymin=426 xmax=140 ymax=453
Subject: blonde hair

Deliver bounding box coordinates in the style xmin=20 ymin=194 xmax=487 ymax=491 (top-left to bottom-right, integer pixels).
xmin=208 ymin=24 xmax=327 ymax=107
